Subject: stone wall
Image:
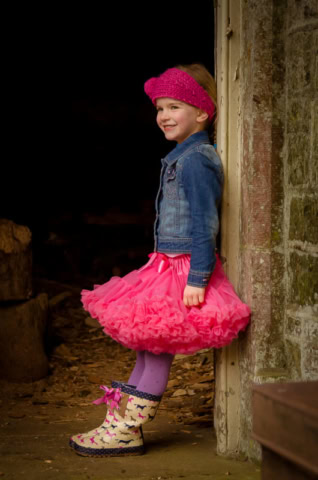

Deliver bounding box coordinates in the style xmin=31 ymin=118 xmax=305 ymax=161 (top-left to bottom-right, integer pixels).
xmin=238 ymin=0 xmax=318 ymax=460
xmin=285 ymin=0 xmax=318 ymax=380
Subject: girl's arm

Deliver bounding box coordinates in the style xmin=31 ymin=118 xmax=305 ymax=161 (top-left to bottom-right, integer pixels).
xmin=182 ymin=151 xmax=223 ymax=292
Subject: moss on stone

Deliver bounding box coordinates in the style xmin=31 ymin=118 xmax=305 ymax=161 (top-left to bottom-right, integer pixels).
xmin=288 ymin=134 xmax=310 ymax=185
xmin=285 ymin=339 xmax=302 ymax=378
xmin=289 ymin=252 xmax=318 ymax=305
xmin=285 ymin=315 xmax=302 ymax=337
xmin=289 ymin=195 xmax=318 ymax=244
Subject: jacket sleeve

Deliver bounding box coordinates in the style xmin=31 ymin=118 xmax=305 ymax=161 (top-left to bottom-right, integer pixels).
xmin=182 ymin=151 xmax=223 ymax=288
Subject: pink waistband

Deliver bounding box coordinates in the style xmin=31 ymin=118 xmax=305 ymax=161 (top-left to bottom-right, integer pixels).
xmin=139 ymin=252 xmax=189 ymax=274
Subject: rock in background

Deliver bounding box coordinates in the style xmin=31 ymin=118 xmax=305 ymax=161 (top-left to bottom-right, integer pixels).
xmin=0 ymin=219 xmax=32 ymax=301
xmin=0 ymin=219 xmax=49 ymax=382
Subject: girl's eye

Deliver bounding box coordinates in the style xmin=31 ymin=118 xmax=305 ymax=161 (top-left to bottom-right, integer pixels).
xmin=171 ymin=105 xmax=178 ymax=110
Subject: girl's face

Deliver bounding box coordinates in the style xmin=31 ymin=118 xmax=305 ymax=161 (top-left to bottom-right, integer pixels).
xmin=155 ymin=97 xmax=207 ymax=144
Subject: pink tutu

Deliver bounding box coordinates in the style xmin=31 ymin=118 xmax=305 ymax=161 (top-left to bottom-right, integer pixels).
xmin=81 ymin=252 xmax=251 ymax=355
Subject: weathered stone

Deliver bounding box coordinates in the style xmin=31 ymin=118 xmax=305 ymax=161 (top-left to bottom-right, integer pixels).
xmin=285 ymin=339 xmax=302 ymax=379
xmin=0 ymin=219 xmax=32 ymax=301
xmin=287 ymin=98 xmax=311 ymax=134
xmin=312 ymin=100 xmax=318 ymax=185
xmin=288 ymin=134 xmax=310 ymax=185
xmin=271 ymin=125 xmax=284 ymax=247
xmin=285 ymin=315 xmax=302 ymax=337
xmin=287 ymin=30 xmax=317 ymax=94
xmin=304 ymin=31 xmax=317 ymax=95
xmin=303 ymin=319 xmax=318 ymax=379
xmin=0 ymin=293 xmax=49 ymax=382
xmin=287 ymin=0 xmax=318 ymax=28
xmin=287 ymin=31 xmax=306 ymax=93
xmin=255 ymin=368 xmax=289 ymax=379
xmin=289 ymin=252 xmax=318 ymax=306
xmin=264 ymin=251 xmax=288 ymax=369
xmin=289 ymin=195 xmax=318 ymax=244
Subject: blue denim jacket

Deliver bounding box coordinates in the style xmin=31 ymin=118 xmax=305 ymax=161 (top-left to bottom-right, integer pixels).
xmin=153 ymin=130 xmax=224 ymax=288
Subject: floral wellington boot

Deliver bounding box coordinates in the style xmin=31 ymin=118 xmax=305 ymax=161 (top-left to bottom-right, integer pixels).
xmin=69 ymin=384 xmax=162 ymax=456
xmin=69 ymin=381 xmax=136 ymax=448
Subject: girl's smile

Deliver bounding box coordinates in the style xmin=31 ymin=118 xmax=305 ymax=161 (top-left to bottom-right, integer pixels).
xmin=156 ymin=97 xmax=207 ymax=144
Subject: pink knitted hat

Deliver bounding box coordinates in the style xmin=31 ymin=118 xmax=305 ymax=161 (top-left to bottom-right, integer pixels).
xmin=144 ymin=67 xmax=215 ymax=122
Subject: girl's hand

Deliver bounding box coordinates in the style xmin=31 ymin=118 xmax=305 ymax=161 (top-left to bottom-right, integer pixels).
xmin=183 ymin=285 xmax=206 ymax=307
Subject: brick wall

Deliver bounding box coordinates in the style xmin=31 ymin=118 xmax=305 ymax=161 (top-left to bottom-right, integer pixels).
xmin=238 ymin=0 xmax=318 ymax=460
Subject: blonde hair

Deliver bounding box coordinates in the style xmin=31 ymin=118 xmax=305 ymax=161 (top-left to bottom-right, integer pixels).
xmin=174 ymin=63 xmax=218 ymax=140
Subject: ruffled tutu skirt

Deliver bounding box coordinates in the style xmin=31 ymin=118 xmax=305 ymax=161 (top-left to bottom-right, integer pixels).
xmin=81 ymin=252 xmax=251 ymax=355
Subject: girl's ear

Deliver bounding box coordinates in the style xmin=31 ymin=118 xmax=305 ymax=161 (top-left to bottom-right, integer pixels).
xmin=197 ymin=109 xmax=209 ymax=124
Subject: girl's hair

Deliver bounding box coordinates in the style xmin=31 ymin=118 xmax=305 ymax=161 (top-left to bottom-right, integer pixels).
xmin=174 ymin=63 xmax=218 ymax=141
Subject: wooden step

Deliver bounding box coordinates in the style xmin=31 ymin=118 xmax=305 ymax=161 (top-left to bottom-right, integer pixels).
xmin=252 ymin=381 xmax=318 ymax=479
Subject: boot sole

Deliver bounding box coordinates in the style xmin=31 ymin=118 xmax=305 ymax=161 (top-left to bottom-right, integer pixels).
xmin=69 ymin=441 xmax=145 ymax=457
xmin=73 ymin=449 xmax=145 ymax=457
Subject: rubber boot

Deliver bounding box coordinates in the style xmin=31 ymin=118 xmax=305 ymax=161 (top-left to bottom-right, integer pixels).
xmin=69 ymin=384 xmax=161 ymax=457
xmin=69 ymin=381 xmax=136 ymax=447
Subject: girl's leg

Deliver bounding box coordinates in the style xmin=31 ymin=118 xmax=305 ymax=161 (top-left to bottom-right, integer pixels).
xmin=136 ymin=351 xmax=174 ymax=396
xmin=127 ymin=350 xmax=146 ymax=386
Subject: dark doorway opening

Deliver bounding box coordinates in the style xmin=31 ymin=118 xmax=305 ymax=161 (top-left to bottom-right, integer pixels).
xmin=3 ymin=2 xmax=215 ymax=286
xmin=0 ymin=3 xmax=216 ymax=456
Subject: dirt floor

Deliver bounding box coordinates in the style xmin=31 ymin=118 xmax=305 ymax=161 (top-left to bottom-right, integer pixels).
xmin=0 ymin=279 xmax=261 ymax=480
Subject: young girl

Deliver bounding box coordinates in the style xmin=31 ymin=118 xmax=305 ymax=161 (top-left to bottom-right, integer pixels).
xmin=69 ymin=63 xmax=251 ymax=457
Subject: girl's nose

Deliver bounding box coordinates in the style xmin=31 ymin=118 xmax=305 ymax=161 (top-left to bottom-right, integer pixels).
xmin=159 ymin=109 xmax=169 ymax=121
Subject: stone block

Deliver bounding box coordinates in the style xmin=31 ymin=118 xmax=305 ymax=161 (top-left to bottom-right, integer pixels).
xmin=285 ymin=339 xmax=302 ymax=379
xmin=287 ymin=31 xmax=306 ymax=92
xmin=285 ymin=315 xmax=302 ymax=337
xmin=287 ymin=98 xmax=311 ymax=134
xmin=251 ymin=251 xmax=271 ymax=290
xmin=271 ymin=127 xmax=284 ymax=247
xmin=287 ymin=30 xmax=317 ymax=94
xmin=315 ymin=32 xmax=318 ymax=93
xmin=312 ymin=100 xmax=318 ymax=185
xmin=269 ymin=251 xmax=285 ymax=336
xmin=0 ymin=293 xmax=49 ymax=382
xmin=240 ymin=249 xmax=253 ymax=310
xmin=289 ymin=252 xmax=318 ymax=306
xmin=304 ymin=0 xmax=318 ymax=19
xmin=303 ymin=318 xmax=318 ymax=379
xmin=289 ymin=195 xmax=318 ymax=244
xmin=287 ymin=0 xmax=318 ymax=28
xmin=0 ymin=219 xmax=32 ymax=301
xmin=251 ymin=193 xmax=271 ymax=248
xmin=287 ymin=133 xmax=310 ymax=185
xmin=304 ymin=31 xmax=317 ymax=95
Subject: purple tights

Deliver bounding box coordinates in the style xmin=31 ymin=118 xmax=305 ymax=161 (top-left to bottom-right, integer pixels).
xmin=127 ymin=350 xmax=174 ymax=396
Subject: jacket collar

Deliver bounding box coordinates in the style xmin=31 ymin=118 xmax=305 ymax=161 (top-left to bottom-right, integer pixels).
xmin=162 ymin=130 xmax=211 ymax=166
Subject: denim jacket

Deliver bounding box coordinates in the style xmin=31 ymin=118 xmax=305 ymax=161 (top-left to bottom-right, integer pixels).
xmin=153 ymin=130 xmax=224 ymax=288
